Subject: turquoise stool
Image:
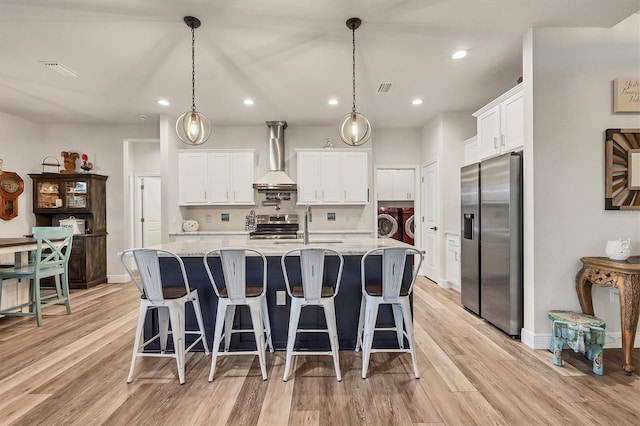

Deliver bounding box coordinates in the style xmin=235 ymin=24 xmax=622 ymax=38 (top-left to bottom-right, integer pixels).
xmin=548 ymin=310 xmax=606 ymax=375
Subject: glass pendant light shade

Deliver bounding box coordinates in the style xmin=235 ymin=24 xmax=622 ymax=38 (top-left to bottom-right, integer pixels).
xmin=338 ymin=111 xmax=371 ymax=146
xmin=176 ymin=16 xmax=212 ymax=145
xmin=176 ymin=110 xmax=211 ymax=145
xmin=339 ymin=17 xmax=371 ymax=147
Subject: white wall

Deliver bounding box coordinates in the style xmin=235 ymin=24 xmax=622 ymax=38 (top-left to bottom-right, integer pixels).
xmin=371 ymin=128 xmax=422 ymax=166
xmin=0 ymin=112 xmax=42 ymax=240
xmin=41 ymin=124 xmax=158 ymax=281
xmin=420 ymin=111 xmax=475 ymax=283
xmin=523 ymin=15 xmax=640 ymax=348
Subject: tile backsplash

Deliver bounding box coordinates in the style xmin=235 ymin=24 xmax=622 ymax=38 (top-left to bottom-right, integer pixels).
xmin=180 ymin=192 xmax=372 ymax=232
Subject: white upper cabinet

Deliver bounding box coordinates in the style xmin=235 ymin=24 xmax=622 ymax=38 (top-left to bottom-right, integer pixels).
xmin=178 ymin=152 xmax=209 ymax=204
xmin=462 ymin=136 xmax=479 ymax=166
xmin=296 ymin=149 xmax=369 ymax=205
xmin=376 ymin=168 xmax=415 ymax=201
xmin=473 ymin=83 xmax=523 ymax=160
xmin=178 ymin=150 xmax=255 ymax=206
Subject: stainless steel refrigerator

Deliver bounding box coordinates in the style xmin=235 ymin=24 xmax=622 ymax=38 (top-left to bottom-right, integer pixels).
xmin=460 ymin=152 xmax=523 ymax=336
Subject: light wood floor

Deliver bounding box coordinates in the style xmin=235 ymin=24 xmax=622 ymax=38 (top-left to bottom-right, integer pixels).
xmin=1 ymin=277 xmax=640 ymax=425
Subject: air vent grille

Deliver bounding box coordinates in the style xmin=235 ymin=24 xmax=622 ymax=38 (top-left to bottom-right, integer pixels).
xmin=377 ymin=82 xmax=393 ymax=93
xmin=41 ymin=62 xmax=78 ymax=77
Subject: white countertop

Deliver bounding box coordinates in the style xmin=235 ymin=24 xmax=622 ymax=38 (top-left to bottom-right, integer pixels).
xmin=148 ymin=237 xmax=418 ymax=256
xmin=169 ymin=229 xmax=372 ymax=236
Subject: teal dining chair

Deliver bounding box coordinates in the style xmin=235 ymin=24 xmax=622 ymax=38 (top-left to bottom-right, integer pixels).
xmin=0 ymin=227 xmax=74 ymax=326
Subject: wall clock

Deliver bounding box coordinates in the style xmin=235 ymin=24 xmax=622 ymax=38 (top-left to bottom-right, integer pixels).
xmin=0 ymin=171 xmax=24 ymax=220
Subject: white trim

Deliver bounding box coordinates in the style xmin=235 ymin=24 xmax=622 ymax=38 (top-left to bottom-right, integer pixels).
xmin=520 ymin=329 xmax=640 ymax=350
xmin=108 ymin=273 xmax=130 ymax=284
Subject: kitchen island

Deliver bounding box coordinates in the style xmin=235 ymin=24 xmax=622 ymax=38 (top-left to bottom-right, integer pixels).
xmin=145 ymin=237 xmax=420 ymax=351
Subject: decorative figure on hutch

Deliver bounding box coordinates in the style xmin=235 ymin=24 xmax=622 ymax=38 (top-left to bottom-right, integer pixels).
xmin=80 ymin=154 xmax=94 ymax=173
xmin=60 ymin=151 xmax=79 ymax=174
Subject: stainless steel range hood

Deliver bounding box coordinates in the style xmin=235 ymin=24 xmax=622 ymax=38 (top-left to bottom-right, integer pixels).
xmin=253 ymin=121 xmax=297 ymax=191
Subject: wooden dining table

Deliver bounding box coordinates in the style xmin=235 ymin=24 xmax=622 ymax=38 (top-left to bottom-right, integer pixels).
xmin=0 ymin=237 xmax=38 ymax=313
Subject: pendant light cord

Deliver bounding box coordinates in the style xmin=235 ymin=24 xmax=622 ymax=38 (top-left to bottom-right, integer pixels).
xmin=191 ymin=24 xmax=196 ymax=112
xmin=351 ymin=24 xmax=356 ymax=113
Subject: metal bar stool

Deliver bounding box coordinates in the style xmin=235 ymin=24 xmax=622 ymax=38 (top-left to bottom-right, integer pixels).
xmin=281 ymin=247 xmax=344 ymax=382
xmin=203 ymin=248 xmax=273 ymax=381
xmin=120 ymin=248 xmax=209 ymax=384
xmin=356 ymin=247 xmax=423 ymax=379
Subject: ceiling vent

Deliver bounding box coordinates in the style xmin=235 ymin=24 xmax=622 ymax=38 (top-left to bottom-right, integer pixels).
xmin=41 ymin=62 xmax=78 ymax=77
xmin=377 ymin=82 xmax=393 ymax=93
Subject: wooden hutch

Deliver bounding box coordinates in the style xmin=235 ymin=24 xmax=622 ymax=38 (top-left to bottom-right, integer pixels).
xmin=29 ymin=173 xmax=108 ymax=289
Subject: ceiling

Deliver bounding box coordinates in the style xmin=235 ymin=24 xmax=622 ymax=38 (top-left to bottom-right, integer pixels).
xmin=0 ymin=0 xmax=638 ymax=129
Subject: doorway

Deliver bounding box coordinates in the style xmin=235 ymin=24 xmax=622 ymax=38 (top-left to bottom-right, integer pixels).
xmin=421 ymin=160 xmax=439 ymax=281
xmin=134 ymin=175 xmax=162 ymax=247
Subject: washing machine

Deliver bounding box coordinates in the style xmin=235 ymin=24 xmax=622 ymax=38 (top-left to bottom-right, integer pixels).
xmin=377 ymin=207 xmax=401 ymax=240
xmin=401 ymin=207 xmax=415 ymax=245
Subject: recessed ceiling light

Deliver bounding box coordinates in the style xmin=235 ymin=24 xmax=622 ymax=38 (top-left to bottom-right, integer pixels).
xmin=328 ymin=98 xmax=338 ymax=106
xmin=157 ymin=99 xmax=170 ymax=106
xmin=243 ymin=98 xmax=254 ymax=105
xmin=452 ymin=50 xmax=467 ymax=60
xmin=412 ymin=98 xmax=423 ymax=106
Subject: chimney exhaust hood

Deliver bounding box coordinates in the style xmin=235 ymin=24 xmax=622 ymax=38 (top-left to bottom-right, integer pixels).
xmin=253 ymin=121 xmax=297 ymax=191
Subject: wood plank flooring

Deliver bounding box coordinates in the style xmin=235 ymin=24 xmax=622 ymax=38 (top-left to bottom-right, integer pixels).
xmin=1 ymin=277 xmax=640 ymax=425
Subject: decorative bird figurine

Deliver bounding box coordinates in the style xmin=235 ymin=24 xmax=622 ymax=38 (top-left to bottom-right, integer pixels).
xmin=80 ymin=153 xmax=93 ymax=173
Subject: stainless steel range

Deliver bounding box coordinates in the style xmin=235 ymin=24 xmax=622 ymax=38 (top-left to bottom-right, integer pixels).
xmin=249 ymin=214 xmax=299 ymax=239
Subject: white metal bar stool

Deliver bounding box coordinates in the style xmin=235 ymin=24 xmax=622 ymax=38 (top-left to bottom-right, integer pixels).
xmin=119 ymin=249 xmax=209 ymax=385
xmin=281 ymin=247 xmax=344 ymax=382
xmin=356 ymin=247 xmax=423 ymax=379
xmin=203 ymin=248 xmax=273 ymax=381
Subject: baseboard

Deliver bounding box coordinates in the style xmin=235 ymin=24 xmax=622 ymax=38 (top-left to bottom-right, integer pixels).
xmin=520 ymin=328 xmax=640 ymax=350
xmin=107 ymin=273 xmax=130 ymax=283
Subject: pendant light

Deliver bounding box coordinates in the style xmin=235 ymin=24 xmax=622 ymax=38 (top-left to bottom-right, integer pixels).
xmin=175 ymin=16 xmax=212 ymax=145
xmin=338 ymin=17 xmax=371 ymax=146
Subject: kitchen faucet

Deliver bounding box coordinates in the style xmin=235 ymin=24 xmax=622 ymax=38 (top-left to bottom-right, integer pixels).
xmin=303 ymin=205 xmax=312 ymax=245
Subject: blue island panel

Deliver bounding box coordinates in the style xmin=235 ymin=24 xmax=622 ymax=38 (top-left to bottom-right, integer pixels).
xmin=149 ymin=254 xmax=413 ymax=351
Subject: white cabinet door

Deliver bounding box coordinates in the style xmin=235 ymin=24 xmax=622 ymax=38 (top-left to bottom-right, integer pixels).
xmin=342 ymin=151 xmax=368 ymax=203
xmin=445 ymin=234 xmax=461 ymax=289
xmin=394 ymin=169 xmax=415 ymax=200
xmin=231 ymin=152 xmax=255 ymax=204
xmin=501 ymin=90 xmax=524 ymax=152
xmin=179 ymin=150 xmax=255 ymax=206
xmin=376 ymin=169 xmax=394 ymax=200
xmin=208 ymin=152 xmax=232 ymax=203
xmin=320 ymin=152 xmax=341 ymax=203
xmin=477 ymin=106 xmax=500 ymax=159
xmin=376 ymin=168 xmax=413 ymax=201
xmin=474 ymin=84 xmax=523 ymax=161
xmin=297 ymin=150 xmax=369 ymax=205
xmin=463 ymin=136 xmax=479 ymax=166
xmin=297 ymin=151 xmax=321 ymax=203
xmin=178 ymin=152 xmax=209 ymax=205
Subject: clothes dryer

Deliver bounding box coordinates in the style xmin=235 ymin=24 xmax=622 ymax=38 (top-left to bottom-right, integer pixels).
xmin=401 ymin=207 xmax=415 ymax=245
xmin=377 ymin=207 xmax=401 ymax=240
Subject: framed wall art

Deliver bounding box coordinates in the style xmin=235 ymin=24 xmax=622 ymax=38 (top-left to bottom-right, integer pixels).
xmin=605 ymin=128 xmax=640 ymax=209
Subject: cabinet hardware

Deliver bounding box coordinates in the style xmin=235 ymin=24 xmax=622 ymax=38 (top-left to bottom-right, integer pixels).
xmin=493 ymin=136 xmax=498 ymax=149
xmin=429 ymin=226 xmax=438 ymax=231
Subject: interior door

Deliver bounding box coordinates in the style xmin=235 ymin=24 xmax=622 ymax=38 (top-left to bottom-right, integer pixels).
xmin=421 ymin=161 xmax=439 ymax=280
xmin=136 ymin=175 xmax=162 ymax=247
